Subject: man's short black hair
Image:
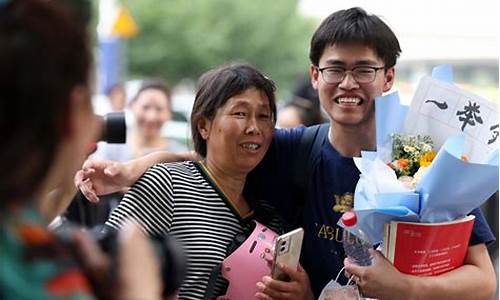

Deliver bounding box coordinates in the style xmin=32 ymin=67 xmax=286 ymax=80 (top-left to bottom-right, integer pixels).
xmin=309 ymin=7 xmax=401 ymax=68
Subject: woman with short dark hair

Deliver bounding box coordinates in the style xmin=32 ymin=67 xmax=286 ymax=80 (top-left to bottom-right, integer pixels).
xmin=105 ymin=63 xmax=284 ymax=299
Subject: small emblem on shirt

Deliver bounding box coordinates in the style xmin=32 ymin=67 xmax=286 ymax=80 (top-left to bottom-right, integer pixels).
xmin=332 ymin=193 xmax=354 ymax=213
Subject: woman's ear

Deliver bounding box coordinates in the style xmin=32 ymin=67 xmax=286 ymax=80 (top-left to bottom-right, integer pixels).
xmin=197 ymin=117 xmax=211 ymax=140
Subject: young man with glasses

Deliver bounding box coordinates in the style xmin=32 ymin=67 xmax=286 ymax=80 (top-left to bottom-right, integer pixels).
xmin=76 ymin=7 xmax=496 ymax=300
xmin=251 ymin=7 xmax=495 ymax=300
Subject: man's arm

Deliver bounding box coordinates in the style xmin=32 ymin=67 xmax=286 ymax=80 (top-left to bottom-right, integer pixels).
xmin=345 ymin=244 xmax=496 ymax=300
xmin=74 ymin=150 xmax=195 ymax=202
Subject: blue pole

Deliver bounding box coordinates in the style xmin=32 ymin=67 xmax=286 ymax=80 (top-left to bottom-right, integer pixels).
xmin=98 ymin=37 xmax=125 ymax=94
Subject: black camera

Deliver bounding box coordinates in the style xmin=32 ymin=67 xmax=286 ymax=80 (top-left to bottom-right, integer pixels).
xmin=53 ymin=222 xmax=186 ymax=299
xmin=99 ymin=112 xmax=126 ymax=144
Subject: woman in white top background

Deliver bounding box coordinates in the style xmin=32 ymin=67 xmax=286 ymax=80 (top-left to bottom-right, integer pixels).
xmin=94 ymin=79 xmax=187 ymax=162
xmin=66 ymin=79 xmax=187 ymax=227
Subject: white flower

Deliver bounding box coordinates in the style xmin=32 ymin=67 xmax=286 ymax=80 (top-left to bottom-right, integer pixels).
xmin=404 ymin=145 xmax=415 ymax=153
xmin=422 ymin=144 xmax=432 ymax=153
xmin=411 ymin=166 xmax=429 ymax=187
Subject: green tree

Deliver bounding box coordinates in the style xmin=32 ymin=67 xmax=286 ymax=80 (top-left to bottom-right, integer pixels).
xmin=123 ymin=0 xmax=315 ymax=96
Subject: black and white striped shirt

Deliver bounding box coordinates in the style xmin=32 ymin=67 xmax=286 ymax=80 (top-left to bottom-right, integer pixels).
xmin=106 ymin=161 xmax=281 ymax=299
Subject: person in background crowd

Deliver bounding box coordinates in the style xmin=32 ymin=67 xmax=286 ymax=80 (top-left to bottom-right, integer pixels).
xmin=65 ymin=79 xmax=188 ymax=228
xmin=277 ymin=98 xmax=324 ymax=128
xmin=94 ymin=79 xmax=186 ymax=162
xmin=277 ymin=77 xmax=325 ymax=128
xmin=106 ymin=82 xmax=127 ymax=112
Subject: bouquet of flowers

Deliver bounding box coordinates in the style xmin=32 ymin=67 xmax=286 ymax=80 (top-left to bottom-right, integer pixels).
xmin=389 ymin=134 xmax=436 ymax=188
xmin=340 ymin=65 xmax=499 ymax=244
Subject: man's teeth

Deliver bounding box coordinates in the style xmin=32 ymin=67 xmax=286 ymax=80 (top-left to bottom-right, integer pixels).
xmin=337 ymin=97 xmax=361 ymax=104
xmin=242 ymin=143 xmax=259 ymax=150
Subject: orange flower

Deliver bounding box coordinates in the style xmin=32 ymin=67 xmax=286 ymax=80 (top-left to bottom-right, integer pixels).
xmin=397 ymin=159 xmax=409 ymax=169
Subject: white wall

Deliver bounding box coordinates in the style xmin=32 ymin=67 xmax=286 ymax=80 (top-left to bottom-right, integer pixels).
xmin=298 ymin=0 xmax=499 ymax=60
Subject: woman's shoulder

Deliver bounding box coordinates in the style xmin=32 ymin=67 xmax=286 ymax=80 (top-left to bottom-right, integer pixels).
xmin=135 ymin=161 xmax=206 ymax=190
xmin=150 ymin=161 xmax=200 ymax=178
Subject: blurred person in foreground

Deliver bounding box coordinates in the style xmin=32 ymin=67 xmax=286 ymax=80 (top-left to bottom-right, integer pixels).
xmin=0 ymin=1 xmax=163 ymax=299
xmin=102 ymin=63 xmax=287 ymax=299
xmin=75 ymin=7 xmax=496 ymax=300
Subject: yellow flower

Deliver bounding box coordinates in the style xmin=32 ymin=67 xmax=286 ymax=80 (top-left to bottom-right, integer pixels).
xmin=419 ymin=150 xmax=437 ymax=167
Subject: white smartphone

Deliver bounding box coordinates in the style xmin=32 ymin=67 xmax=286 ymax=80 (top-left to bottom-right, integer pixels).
xmin=271 ymin=227 xmax=304 ymax=281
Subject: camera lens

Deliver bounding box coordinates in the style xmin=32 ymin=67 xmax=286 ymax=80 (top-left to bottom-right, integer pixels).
xmin=100 ymin=112 xmax=126 ymax=143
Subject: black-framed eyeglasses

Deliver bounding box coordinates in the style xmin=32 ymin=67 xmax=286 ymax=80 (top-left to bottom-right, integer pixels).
xmin=316 ymin=65 xmax=385 ymax=84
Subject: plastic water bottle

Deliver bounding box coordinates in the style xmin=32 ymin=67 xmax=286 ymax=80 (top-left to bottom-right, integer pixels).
xmin=341 ymin=211 xmax=373 ymax=266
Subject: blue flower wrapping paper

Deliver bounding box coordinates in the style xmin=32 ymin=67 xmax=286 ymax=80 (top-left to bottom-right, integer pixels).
xmin=340 ymin=65 xmax=499 ymax=244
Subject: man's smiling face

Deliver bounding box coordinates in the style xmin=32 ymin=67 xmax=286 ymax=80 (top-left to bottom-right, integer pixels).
xmin=310 ymin=42 xmax=395 ymax=129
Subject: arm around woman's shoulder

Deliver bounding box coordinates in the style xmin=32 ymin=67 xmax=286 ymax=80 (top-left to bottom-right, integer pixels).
xmin=105 ymin=164 xmax=176 ymax=236
xmin=75 ymin=150 xmax=196 ymax=203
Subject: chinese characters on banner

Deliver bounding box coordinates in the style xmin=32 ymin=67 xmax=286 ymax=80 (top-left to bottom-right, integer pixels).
xmin=404 ymin=76 xmax=498 ymax=162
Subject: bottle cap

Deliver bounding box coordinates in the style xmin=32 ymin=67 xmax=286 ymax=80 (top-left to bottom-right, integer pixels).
xmin=341 ymin=211 xmax=357 ymax=227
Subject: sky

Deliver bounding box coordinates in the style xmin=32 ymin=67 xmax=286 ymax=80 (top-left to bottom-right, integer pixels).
xmin=298 ymin=0 xmax=499 ymax=60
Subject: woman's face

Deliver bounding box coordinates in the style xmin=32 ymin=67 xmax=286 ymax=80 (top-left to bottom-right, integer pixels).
xmin=131 ymin=88 xmax=171 ymax=139
xmin=200 ymin=87 xmax=274 ymax=174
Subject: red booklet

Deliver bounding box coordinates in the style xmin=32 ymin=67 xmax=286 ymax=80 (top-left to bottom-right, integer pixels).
xmin=382 ymin=215 xmax=475 ymax=276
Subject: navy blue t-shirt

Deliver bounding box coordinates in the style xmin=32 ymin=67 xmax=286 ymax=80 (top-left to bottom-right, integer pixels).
xmin=247 ymin=125 xmax=496 ymax=297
